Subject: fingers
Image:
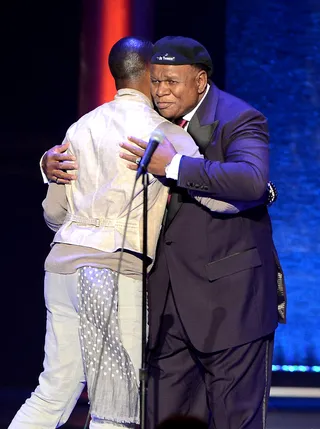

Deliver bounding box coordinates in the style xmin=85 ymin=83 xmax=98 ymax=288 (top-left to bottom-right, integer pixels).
xmin=119 ymin=153 xmax=139 ymax=171
xmin=49 ymin=150 xmax=76 ymax=163
xmin=119 ymin=138 xmax=147 ymax=171
xmin=46 ymin=142 xmax=76 ymax=163
xmin=120 ymin=142 xmax=145 ymax=157
xmin=119 ymin=152 xmax=137 ymax=163
xmin=55 ymin=160 xmax=78 ymax=170
xmin=44 ymin=141 xmax=77 ymax=181
xmin=51 ymin=169 xmax=77 ymax=184
xmin=127 ymin=163 xmax=138 ymax=171
xmin=127 ymin=136 xmax=148 ymax=149
xmin=119 ymin=142 xmax=144 ymax=171
xmin=55 ymin=141 xmax=71 ymax=153
xmin=54 ymin=153 xmax=77 ymax=162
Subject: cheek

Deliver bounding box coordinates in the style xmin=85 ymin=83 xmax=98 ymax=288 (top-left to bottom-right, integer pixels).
xmin=170 ymin=88 xmax=184 ymax=104
xmin=176 ymin=93 xmax=195 ymax=111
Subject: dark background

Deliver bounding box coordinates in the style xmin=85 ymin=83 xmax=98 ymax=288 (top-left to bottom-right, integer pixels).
xmin=1 ymin=1 xmax=83 ymax=388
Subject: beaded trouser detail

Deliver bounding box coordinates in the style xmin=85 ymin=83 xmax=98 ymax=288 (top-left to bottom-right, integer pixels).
xmin=78 ymin=267 xmax=139 ymax=424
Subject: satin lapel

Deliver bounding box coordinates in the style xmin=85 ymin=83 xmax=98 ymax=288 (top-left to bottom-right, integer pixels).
xmin=165 ymin=84 xmax=220 ymax=230
xmin=188 ymin=83 xmax=220 ymax=154
xmin=164 ymin=189 xmax=184 ymax=230
xmin=187 ymin=116 xmax=218 ymax=154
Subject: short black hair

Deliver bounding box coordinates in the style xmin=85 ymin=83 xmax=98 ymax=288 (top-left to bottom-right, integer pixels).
xmin=193 ymin=63 xmax=212 ymax=76
xmin=108 ymin=37 xmax=153 ymax=83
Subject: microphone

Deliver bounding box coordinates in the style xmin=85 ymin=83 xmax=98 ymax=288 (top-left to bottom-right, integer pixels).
xmin=136 ymin=130 xmax=165 ymax=180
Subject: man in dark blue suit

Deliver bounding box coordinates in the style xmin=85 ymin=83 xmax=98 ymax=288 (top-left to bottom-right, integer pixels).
xmin=120 ymin=36 xmax=286 ymax=429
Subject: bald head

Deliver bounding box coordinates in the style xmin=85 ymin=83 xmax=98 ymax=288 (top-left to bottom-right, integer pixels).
xmin=108 ymin=37 xmax=153 ymax=89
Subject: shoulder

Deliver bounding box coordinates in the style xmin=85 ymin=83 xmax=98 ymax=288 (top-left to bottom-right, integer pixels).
xmin=156 ymin=121 xmax=199 ymax=156
xmin=75 ymin=102 xmax=112 ymax=125
xmin=66 ymin=102 xmax=112 ymax=138
xmin=216 ymin=88 xmax=266 ymax=124
xmin=215 ymin=91 xmax=269 ymax=141
xmin=156 ymin=120 xmax=192 ymax=141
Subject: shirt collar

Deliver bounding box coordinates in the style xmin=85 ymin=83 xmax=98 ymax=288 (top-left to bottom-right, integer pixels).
xmin=183 ymin=84 xmax=210 ymax=122
xmin=115 ymin=88 xmax=154 ymax=109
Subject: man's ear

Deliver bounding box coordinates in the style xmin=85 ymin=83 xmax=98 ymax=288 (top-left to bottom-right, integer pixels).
xmin=197 ymin=70 xmax=208 ymax=94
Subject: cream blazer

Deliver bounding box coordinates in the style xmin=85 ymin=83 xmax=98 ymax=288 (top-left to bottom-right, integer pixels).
xmin=48 ymin=89 xmax=201 ymax=262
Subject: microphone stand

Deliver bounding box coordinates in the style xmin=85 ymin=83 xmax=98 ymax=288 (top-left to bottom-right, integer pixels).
xmin=139 ymin=169 xmax=149 ymax=429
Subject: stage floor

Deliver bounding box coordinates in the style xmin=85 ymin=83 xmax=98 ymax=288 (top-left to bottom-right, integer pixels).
xmin=2 ymin=389 xmax=320 ymax=428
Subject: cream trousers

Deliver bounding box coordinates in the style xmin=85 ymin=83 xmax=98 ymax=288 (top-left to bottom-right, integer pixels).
xmin=8 ymin=270 xmax=142 ymax=429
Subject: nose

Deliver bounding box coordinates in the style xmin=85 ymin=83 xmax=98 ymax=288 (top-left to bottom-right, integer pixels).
xmin=156 ymin=81 xmax=170 ymax=97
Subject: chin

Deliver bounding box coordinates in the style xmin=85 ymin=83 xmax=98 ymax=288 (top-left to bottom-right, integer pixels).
xmin=158 ymin=109 xmax=175 ymax=120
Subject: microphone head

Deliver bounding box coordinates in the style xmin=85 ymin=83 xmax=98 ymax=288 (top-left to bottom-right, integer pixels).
xmin=150 ymin=129 xmax=165 ymax=145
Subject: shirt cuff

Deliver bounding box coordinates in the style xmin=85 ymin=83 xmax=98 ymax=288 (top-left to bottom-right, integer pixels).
xmin=165 ymin=154 xmax=183 ymax=180
xmin=40 ymin=152 xmax=49 ymax=184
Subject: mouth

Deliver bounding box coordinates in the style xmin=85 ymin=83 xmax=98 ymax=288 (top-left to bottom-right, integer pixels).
xmin=156 ymin=102 xmax=173 ymax=110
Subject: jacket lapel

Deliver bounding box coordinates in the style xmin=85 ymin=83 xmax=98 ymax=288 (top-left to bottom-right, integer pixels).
xmin=187 ymin=82 xmax=220 ymax=154
xmin=164 ymin=187 xmax=184 ymax=230
xmin=165 ymin=83 xmax=220 ymax=230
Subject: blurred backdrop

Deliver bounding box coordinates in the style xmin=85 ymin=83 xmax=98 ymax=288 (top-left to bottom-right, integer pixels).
xmin=1 ymin=0 xmax=319 ymax=394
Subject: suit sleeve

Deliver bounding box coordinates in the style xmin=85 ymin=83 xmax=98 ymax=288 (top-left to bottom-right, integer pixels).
xmin=42 ymin=183 xmax=67 ymax=232
xmin=177 ymin=109 xmax=269 ymax=201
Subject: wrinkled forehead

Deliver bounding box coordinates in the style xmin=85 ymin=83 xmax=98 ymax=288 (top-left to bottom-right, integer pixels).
xmin=150 ymin=64 xmax=195 ymax=79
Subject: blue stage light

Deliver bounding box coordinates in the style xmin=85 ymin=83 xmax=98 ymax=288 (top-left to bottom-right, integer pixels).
xmin=272 ymin=365 xmax=320 ymax=372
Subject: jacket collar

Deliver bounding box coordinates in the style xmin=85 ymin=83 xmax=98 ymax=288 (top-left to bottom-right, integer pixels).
xmin=187 ymin=82 xmax=220 ymax=154
xmin=115 ymin=88 xmax=154 ymax=109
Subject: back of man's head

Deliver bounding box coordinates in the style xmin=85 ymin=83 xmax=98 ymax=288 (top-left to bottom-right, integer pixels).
xmin=109 ymin=37 xmax=153 ymax=88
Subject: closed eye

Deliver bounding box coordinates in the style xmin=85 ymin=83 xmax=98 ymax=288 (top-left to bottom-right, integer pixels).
xmin=151 ymin=79 xmax=178 ymax=85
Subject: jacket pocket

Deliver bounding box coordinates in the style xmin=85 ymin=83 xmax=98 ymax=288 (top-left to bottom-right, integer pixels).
xmin=205 ymin=247 xmax=262 ymax=282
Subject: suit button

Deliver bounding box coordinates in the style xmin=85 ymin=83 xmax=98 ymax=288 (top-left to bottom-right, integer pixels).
xmin=203 ymin=185 xmax=208 ymax=190
xmin=165 ymin=240 xmax=172 ymax=245
xmin=195 ymin=184 xmax=200 ymax=188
